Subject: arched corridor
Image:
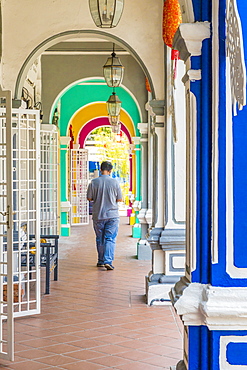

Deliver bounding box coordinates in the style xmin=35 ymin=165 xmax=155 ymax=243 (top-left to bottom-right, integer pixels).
xmin=1 ymin=218 xmax=182 ymax=369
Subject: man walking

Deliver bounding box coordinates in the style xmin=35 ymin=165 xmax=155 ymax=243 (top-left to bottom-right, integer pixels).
xmin=87 ymin=161 xmax=122 ymax=270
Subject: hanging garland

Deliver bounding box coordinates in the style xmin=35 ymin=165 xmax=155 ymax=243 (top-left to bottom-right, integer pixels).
xmin=163 ymin=0 xmax=182 ymax=48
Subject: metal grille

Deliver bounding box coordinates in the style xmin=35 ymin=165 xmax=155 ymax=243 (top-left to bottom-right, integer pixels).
xmin=70 ymin=149 xmax=89 ymax=225
xmin=10 ymin=109 xmax=40 ymax=319
xmin=40 ymin=125 xmax=59 ymax=235
xmin=0 ymin=92 xmax=14 ymax=361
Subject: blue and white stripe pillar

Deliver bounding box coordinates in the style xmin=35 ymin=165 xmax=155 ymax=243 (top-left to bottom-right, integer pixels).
xmin=170 ymin=0 xmax=247 ymax=369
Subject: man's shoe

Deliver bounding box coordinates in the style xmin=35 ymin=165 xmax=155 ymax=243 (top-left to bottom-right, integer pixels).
xmin=104 ymin=263 xmax=114 ymax=270
xmin=97 ymin=263 xmax=105 ymax=267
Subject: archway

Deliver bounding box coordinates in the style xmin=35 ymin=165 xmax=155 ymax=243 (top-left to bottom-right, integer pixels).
xmin=78 ymin=117 xmax=135 ymax=194
xmin=14 ymin=30 xmax=156 ymax=100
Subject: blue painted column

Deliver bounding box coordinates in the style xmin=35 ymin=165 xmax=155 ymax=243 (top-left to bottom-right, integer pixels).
xmin=170 ymin=0 xmax=247 ymax=369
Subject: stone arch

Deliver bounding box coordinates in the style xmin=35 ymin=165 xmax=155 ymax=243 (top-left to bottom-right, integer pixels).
xmin=14 ymin=30 xmax=156 ymax=100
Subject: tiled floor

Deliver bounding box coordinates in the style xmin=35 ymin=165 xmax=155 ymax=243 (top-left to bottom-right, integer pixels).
xmin=1 ymin=217 xmax=183 ymax=369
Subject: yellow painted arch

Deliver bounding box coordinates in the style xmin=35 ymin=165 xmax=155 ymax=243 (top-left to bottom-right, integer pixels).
xmin=69 ymin=103 xmax=136 ymax=142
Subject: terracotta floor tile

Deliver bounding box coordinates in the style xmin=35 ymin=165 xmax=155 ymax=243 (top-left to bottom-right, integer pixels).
xmin=117 ymin=339 xmax=153 ymax=350
xmin=41 ymin=344 xmax=82 ymax=354
xmin=141 ymin=355 xmax=178 ymax=367
xmin=59 ymin=361 xmax=106 ymax=370
xmin=95 ymin=344 xmax=129 ymax=355
xmin=46 ymin=334 xmax=82 ymax=343
xmin=90 ymin=354 xmax=132 ymax=367
xmin=67 ymin=338 xmax=106 ymax=349
xmin=17 ymin=348 xmax=53 ymax=360
xmin=34 ymin=355 xmax=77 ymax=366
xmin=64 ymin=349 xmax=106 ymax=361
xmin=117 ymin=349 xmax=154 ymax=361
xmin=7 ymin=360 xmax=53 ymax=370
xmin=20 ymin=338 xmax=58 ymax=348
xmin=114 ymin=361 xmax=161 ymax=370
xmin=9 ymin=218 xmax=182 ymax=369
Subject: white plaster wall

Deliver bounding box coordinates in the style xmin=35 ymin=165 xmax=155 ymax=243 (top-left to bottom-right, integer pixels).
xmin=1 ymin=0 xmax=164 ymax=99
xmin=174 ymin=60 xmax=186 ymax=222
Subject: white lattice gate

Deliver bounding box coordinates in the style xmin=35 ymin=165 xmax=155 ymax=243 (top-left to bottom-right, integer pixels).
xmin=70 ymin=149 xmax=89 ymax=225
xmin=40 ymin=124 xmax=59 ymax=235
xmin=0 ymin=93 xmax=40 ymax=361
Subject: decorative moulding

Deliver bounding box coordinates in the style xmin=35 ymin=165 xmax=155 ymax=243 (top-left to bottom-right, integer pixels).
xmin=137 ymin=122 xmax=148 ymax=135
xmin=201 ymin=286 xmax=247 ymax=330
xmin=171 ymin=280 xmax=247 ymax=330
xmin=60 ymin=136 xmax=71 ymax=146
xmin=132 ymin=136 xmax=141 ymax=146
xmin=178 ymin=0 xmax=195 ymax=23
xmin=132 ymin=200 xmax=142 ymax=212
xmin=149 ymin=99 xmax=165 ymax=116
xmin=145 ymin=102 xmax=156 ymax=117
xmin=173 ymin=22 xmax=211 ymax=61
xmin=145 ymin=209 xmax=153 ymax=225
xmin=182 ymin=69 xmax=202 ymax=84
xmin=61 ymin=201 xmax=71 ymax=212
xmin=41 ymin=123 xmax=58 ymax=132
xmin=159 ymin=229 xmax=186 ymax=251
xmin=147 ymin=227 xmax=164 ymax=250
xmin=137 ymin=208 xmax=148 ymax=224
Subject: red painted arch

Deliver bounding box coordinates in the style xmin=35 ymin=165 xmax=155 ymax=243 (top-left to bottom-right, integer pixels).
xmin=79 ymin=117 xmax=133 ymax=191
xmin=78 ymin=117 xmax=132 ymax=148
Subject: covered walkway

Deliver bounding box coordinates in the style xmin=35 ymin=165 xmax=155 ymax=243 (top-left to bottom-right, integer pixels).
xmin=1 ymin=217 xmax=182 ymax=370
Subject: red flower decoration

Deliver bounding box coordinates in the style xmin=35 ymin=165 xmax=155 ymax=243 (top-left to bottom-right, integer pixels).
xmin=145 ymin=78 xmax=151 ymax=93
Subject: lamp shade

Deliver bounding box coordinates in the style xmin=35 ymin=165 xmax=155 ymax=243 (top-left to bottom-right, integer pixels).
xmin=111 ymin=123 xmax=121 ymax=134
xmin=103 ymin=52 xmax=124 ymax=87
xmin=89 ymin=0 xmax=124 ymax=28
xmin=108 ymin=114 xmax=120 ymax=125
xmin=106 ymin=92 xmax=121 ymax=116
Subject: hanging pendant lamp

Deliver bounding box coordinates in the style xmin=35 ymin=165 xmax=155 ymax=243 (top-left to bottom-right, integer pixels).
xmin=106 ymin=92 xmax=121 ymax=116
xmin=89 ymin=0 xmax=124 ymax=28
xmin=103 ymin=44 xmax=124 ymax=87
xmin=111 ymin=123 xmax=121 ymax=134
xmin=108 ymin=114 xmax=120 ymax=125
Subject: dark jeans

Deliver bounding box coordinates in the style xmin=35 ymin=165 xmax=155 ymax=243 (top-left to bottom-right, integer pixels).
xmin=93 ymin=218 xmax=120 ymax=265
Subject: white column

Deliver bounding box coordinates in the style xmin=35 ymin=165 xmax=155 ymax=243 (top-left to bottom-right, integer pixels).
xmin=154 ymin=120 xmax=165 ymax=228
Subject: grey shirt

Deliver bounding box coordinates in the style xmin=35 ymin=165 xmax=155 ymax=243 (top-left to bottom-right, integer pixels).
xmin=87 ymin=175 xmax=122 ymax=221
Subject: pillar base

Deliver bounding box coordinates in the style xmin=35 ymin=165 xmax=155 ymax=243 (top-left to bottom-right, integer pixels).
xmin=146 ymin=275 xmax=181 ymax=305
xmin=137 ymin=240 xmax=152 ymax=260
xmin=132 ymin=224 xmax=141 ymax=238
xmin=170 ymin=360 xmax=186 ymax=370
xmin=61 ymin=224 xmax=70 ymax=236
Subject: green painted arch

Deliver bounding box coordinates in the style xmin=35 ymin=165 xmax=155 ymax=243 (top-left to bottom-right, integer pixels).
xmin=52 ymin=78 xmax=141 ymax=137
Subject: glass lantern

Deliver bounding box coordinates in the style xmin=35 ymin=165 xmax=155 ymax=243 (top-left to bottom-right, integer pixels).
xmin=111 ymin=123 xmax=121 ymax=134
xmin=103 ymin=51 xmax=124 ymax=87
xmin=89 ymin=0 xmax=124 ymax=28
xmin=106 ymin=92 xmax=121 ymax=116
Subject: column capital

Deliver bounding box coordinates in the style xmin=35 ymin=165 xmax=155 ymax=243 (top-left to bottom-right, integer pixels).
xmin=170 ymin=278 xmax=247 ymax=330
xmin=182 ymin=69 xmax=202 ymax=84
xmin=148 ymin=99 xmax=165 ymax=116
xmin=159 ymin=229 xmax=186 ymax=251
xmin=132 ymin=136 xmax=141 ymax=146
xmin=137 ymin=208 xmax=148 ymax=224
xmin=137 ymin=122 xmax=148 ymax=136
xmin=173 ymin=22 xmax=211 ymax=61
xmin=147 ymin=227 xmax=164 ymax=250
xmin=60 ymin=136 xmax=71 ymax=146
